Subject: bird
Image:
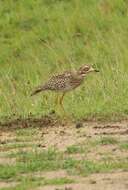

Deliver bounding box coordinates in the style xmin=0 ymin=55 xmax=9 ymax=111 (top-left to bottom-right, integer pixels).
xmin=31 ymin=65 xmax=99 ymax=111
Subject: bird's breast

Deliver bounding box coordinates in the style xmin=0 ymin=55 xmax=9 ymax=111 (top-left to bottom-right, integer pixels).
xmin=69 ymin=78 xmax=83 ymax=89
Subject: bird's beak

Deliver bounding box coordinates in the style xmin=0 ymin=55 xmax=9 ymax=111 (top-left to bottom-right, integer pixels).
xmin=89 ymin=67 xmax=99 ymax=73
xmin=94 ymin=69 xmax=99 ymax=72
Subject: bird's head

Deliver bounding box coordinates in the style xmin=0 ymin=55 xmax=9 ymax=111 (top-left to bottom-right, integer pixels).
xmin=78 ymin=65 xmax=99 ymax=77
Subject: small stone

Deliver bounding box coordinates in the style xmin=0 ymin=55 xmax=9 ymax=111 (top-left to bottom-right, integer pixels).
xmin=38 ymin=144 xmax=46 ymax=148
xmin=112 ymin=148 xmax=117 ymax=152
xmin=60 ymin=130 xmax=65 ymax=135
xmin=0 ymin=140 xmax=7 ymax=144
xmin=75 ymin=122 xmax=84 ymax=128
xmin=90 ymin=179 xmax=97 ymax=184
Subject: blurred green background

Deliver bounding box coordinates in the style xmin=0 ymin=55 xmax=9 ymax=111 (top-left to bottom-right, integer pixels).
xmin=0 ymin=0 xmax=128 ymax=120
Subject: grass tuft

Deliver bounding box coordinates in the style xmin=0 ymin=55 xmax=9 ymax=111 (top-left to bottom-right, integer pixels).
xmin=97 ymin=137 xmax=119 ymax=145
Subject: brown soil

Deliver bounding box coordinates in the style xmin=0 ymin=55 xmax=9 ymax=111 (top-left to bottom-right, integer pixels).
xmin=36 ymin=120 xmax=128 ymax=151
xmin=0 ymin=118 xmax=128 ymax=190
xmin=0 ymin=182 xmax=18 ymax=189
xmin=0 ymin=115 xmax=60 ymax=130
xmin=0 ymin=157 xmax=16 ymax=165
xmin=35 ymin=171 xmax=128 ymax=190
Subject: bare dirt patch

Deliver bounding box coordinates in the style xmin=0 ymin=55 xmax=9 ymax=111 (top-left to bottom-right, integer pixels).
xmin=0 ymin=115 xmax=59 ymax=131
xmin=0 ymin=157 xmax=16 ymax=165
xmin=0 ymin=119 xmax=128 ymax=190
xmin=35 ymin=171 xmax=128 ymax=190
xmin=36 ymin=120 xmax=128 ymax=151
xmin=0 ymin=182 xmax=18 ymax=189
xmin=33 ymin=170 xmax=68 ymax=179
xmin=0 ymin=120 xmax=128 ymax=154
xmin=0 ymin=131 xmax=16 ymax=143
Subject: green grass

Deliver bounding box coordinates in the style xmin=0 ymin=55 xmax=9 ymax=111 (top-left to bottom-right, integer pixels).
xmin=66 ymin=144 xmax=85 ymax=154
xmin=119 ymin=141 xmax=128 ymax=150
xmin=66 ymin=137 xmax=118 ymax=154
xmin=0 ymin=149 xmax=61 ymax=180
xmin=0 ymin=148 xmax=127 ymax=181
xmin=97 ymin=137 xmax=119 ymax=145
xmin=0 ymin=0 xmax=128 ymax=120
xmin=0 ymin=132 xmax=127 ymax=189
xmin=0 ymin=143 xmax=34 ymax=151
xmin=43 ymin=177 xmax=74 ymax=185
xmin=77 ymin=159 xmax=128 ymax=176
xmin=0 ymin=177 xmax=74 ymax=190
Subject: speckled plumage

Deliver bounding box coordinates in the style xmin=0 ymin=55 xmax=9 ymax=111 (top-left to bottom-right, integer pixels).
xmin=31 ymin=65 xmax=99 ymax=96
xmin=42 ymin=72 xmax=84 ymax=91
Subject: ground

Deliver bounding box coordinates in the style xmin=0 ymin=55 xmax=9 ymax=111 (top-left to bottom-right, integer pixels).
xmin=0 ymin=1 xmax=128 ymax=189
xmin=0 ymin=119 xmax=128 ymax=190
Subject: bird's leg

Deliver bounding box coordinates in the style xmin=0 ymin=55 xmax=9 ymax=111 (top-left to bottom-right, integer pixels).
xmin=59 ymin=92 xmax=66 ymax=106
xmin=59 ymin=92 xmax=66 ymax=112
xmin=55 ymin=94 xmax=59 ymax=105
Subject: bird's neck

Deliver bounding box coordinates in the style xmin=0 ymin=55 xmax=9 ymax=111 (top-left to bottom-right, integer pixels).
xmin=73 ymin=71 xmax=86 ymax=80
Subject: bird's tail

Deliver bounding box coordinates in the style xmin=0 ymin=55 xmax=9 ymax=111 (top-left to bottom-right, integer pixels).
xmin=31 ymin=85 xmax=47 ymax=96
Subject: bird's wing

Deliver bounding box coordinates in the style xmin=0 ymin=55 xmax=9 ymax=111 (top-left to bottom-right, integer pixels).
xmin=49 ymin=72 xmax=71 ymax=82
xmin=44 ymin=72 xmax=72 ymax=90
xmin=53 ymin=71 xmax=72 ymax=78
